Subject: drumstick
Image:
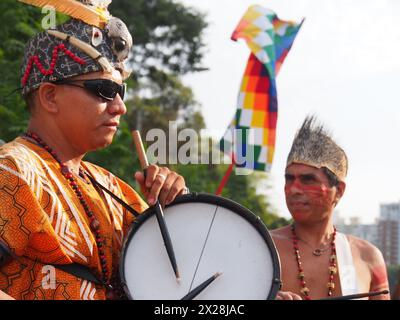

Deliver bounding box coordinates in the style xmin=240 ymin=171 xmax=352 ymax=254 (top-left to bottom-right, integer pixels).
xmin=131 ymin=130 xmax=181 ymax=283
xmin=319 ymin=289 xmax=389 ymax=300
xmin=181 ymin=272 xmax=222 ymax=300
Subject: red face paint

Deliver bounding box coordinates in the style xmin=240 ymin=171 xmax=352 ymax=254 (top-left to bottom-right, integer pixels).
xmin=284 ymin=164 xmax=336 ymax=221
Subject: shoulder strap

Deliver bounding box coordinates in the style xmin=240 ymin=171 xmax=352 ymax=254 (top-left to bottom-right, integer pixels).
xmin=335 ymin=232 xmax=360 ymax=295
xmin=0 ymin=240 xmax=103 ymax=286
xmin=86 ymin=174 xmax=140 ymax=218
xmin=53 ymin=263 xmax=103 ymax=285
xmin=0 ymin=240 xmax=13 ymax=267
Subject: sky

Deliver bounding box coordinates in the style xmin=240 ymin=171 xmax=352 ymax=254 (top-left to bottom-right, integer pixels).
xmin=178 ymin=0 xmax=400 ymax=224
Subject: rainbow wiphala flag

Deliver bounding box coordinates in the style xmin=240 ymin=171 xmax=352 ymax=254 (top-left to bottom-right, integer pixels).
xmin=219 ymin=5 xmax=303 ymax=172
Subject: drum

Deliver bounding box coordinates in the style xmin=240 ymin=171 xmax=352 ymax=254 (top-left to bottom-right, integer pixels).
xmin=119 ymin=193 xmax=281 ymax=300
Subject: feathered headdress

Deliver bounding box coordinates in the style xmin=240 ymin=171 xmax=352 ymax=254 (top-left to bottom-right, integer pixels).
xmin=286 ymin=116 xmax=348 ymax=181
xmin=19 ymin=0 xmax=111 ymax=28
xmin=19 ymin=0 xmax=133 ymax=96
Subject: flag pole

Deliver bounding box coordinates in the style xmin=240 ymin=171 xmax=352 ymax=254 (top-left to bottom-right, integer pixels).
xmin=215 ymin=154 xmax=235 ymax=196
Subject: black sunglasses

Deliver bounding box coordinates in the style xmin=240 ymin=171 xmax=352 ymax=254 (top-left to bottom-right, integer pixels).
xmin=54 ymin=79 xmax=126 ymax=101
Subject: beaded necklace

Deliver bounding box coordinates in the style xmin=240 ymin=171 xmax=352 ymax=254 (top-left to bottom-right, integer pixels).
xmin=291 ymin=224 xmax=337 ymax=300
xmin=23 ymin=132 xmax=118 ymax=299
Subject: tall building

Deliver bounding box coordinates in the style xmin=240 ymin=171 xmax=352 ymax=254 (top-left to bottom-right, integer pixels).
xmin=335 ymin=215 xmax=380 ymax=248
xmin=335 ymin=204 xmax=400 ymax=266
xmin=378 ymin=203 xmax=400 ymax=265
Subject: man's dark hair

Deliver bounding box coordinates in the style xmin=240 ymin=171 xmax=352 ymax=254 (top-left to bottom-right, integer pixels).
xmin=24 ymin=90 xmax=37 ymax=114
xmin=322 ymin=167 xmax=340 ymax=187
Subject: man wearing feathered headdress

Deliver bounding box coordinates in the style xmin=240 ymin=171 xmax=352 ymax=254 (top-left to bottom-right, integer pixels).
xmin=0 ymin=0 xmax=188 ymax=300
xmin=271 ymin=116 xmax=389 ymax=300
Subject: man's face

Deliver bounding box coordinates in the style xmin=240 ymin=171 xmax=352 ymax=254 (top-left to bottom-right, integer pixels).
xmin=52 ymin=69 xmax=127 ymax=153
xmin=284 ymin=163 xmax=342 ymax=223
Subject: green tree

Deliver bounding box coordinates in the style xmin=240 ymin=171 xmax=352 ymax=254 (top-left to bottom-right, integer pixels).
xmin=0 ymin=0 xmax=41 ymax=141
xmin=110 ymin=0 xmax=208 ymax=77
xmin=387 ymin=264 xmax=400 ymax=299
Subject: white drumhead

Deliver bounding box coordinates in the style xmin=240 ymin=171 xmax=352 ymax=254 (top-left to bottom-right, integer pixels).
xmin=122 ymin=199 xmax=279 ymax=300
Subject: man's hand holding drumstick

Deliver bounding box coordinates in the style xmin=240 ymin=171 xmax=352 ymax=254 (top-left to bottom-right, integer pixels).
xmin=134 ymin=164 xmax=187 ymax=207
xmin=132 ymin=130 xmax=188 ymax=208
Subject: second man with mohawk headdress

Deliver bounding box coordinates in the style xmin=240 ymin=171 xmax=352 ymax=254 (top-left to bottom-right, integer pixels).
xmin=272 ymin=116 xmax=389 ymax=300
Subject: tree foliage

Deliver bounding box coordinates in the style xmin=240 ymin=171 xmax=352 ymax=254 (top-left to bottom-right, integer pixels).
xmin=387 ymin=264 xmax=400 ymax=299
xmin=110 ymin=0 xmax=208 ymax=77
xmin=0 ymin=0 xmax=41 ymax=141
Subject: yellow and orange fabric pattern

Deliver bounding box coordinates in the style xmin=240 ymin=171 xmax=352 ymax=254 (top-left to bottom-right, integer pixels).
xmin=0 ymin=137 xmax=147 ymax=299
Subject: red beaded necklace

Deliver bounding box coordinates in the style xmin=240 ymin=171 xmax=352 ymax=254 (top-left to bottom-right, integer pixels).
xmin=23 ymin=132 xmax=116 ymax=298
xmin=291 ymin=224 xmax=337 ymax=300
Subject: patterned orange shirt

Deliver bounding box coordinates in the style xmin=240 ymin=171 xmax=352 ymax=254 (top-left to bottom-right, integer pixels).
xmin=0 ymin=137 xmax=148 ymax=300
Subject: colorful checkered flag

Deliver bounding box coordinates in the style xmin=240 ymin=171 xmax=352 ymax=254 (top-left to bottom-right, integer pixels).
xmin=219 ymin=5 xmax=303 ymax=172
xmin=216 ymin=5 xmax=303 ymax=194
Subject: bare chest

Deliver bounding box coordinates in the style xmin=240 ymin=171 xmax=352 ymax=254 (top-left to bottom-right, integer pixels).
xmin=276 ymin=240 xmax=343 ymax=299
